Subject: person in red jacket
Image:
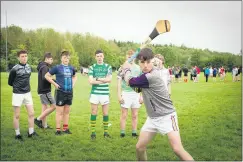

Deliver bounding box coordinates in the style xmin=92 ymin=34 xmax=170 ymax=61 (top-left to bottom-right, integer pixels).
xmin=196 ymin=66 xmax=200 ymax=82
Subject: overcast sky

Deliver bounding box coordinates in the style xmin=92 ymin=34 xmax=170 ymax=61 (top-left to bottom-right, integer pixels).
xmin=1 ymin=1 xmax=241 ymax=54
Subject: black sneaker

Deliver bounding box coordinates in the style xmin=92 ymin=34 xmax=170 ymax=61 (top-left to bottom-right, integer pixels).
xmin=27 ymin=131 xmax=39 ymax=138
xmin=90 ymin=134 xmax=96 ymax=140
xmin=62 ymin=129 xmax=72 ymax=134
xmin=120 ymin=133 xmax=125 ymax=138
xmin=15 ymin=134 xmax=23 ymax=141
xmin=104 ymin=133 xmax=111 ymax=138
xmin=55 ymin=130 xmax=62 ymax=135
xmin=132 ymin=133 xmax=139 ymax=138
xmin=34 ymin=118 xmax=43 ymax=128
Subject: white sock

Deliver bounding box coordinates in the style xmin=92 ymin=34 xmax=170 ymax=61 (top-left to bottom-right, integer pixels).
xmin=29 ymin=128 xmax=34 ymax=134
xmin=44 ymin=123 xmax=48 ymax=128
xmin=37 ymin=117 xmax=40 ymax=120
xmin=15 ymin=128 xmax=20 ymax=135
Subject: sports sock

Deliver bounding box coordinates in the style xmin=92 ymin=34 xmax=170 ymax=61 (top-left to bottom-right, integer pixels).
xmin=103 ymin=115 xmax=109 ymax=135
xmin=63 ymin=124 xmax=68 ymax=131
xmin=120 ymin=130 xmax=125 ymax=134
xmin=15 ymin=128 xmax=20 ymax=135
xmin=90 ymin=114 xmax=97 ymax=135
xmin=29 ymin=127 xmax=34 ymax=134
xmin=132 ymin=130 xmax=137 ymax=134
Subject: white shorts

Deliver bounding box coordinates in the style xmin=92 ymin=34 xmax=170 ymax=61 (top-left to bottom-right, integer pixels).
xmin=121 ymin=91 xmax=141 ymax=109
xmin=89 ymin=94 xmax=110 ymax=105
xmin=141 ymin=112 xmax=179 ymax=135
xmin=12 ymin=92 xmax=33 ymax=107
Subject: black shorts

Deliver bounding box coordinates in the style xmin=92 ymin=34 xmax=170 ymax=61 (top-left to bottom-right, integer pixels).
xmin=193 ymin=74 xmax=197 ymax=77
xmin=213 ymin=74 xmax=216 ymax=77
xmin=184 ymin=73 xmax=188 ymax=77
xmin=55 ymin=90 xmax=73 ymax=106
xmin=175 ymin=74 xmax=179 ymax=78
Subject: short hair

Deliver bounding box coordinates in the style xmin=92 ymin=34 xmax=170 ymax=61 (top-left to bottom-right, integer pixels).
xmin=136 ymin=48 xmax=154 ymax=61
xmin=44 ymin=52 xmax=52 ymax=60
xmin=154 ymin=54 xmax=165 ymax=63
xmin=127 ymin=49 xmax=135 ymax=55
xmin=17 ymin=50 xmax=28 ymax=57
xmin=95 ymin=49 xmax=103 ymax=55
xmin=61 ymin=50 xmax=70 ymax=57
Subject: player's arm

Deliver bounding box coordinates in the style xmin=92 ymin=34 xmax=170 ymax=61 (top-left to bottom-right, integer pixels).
xmin=167 ymin=69 xmax=171 ymax=84
xmin=72 ymin=68 xmax=78 ymax=87
xmin=124 ymin=72 xmax=149 ymax=88
xmin=88 ymin=76 xmax=105 ymax=85
xmin=97 ymin=75 xmax=112 ymax=83
xmin=45 ymin=72 xmax=60 ymax=89
xmin=97 ymin=65 xmax=112 ymax=83
xmin=117 ymin=75 xmax=124 ymax=104
xmin=41 ymin=66 xmax=49 ymax=81
xmin=8 ymin=68 xmax=16 ymax=86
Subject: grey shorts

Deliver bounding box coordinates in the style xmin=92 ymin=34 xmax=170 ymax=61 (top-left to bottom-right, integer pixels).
xmin=39 ymin=92 xmax=55 ymax=105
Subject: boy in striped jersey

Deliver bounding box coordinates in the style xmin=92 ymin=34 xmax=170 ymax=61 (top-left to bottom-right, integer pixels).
xmin=88 ymin=50 xmax=112 ymax=139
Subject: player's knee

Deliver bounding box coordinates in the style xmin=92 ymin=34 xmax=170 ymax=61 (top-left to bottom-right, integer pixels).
xmin=28 ymin=112 xmax=34 ymax=118
xmin=14 ymin=115 xmax=20 ymax=120
xmin=132 ymin=114 xmax=138 ymax=120
xmin=121 ymin=113 xmax=127 ymax=120
xmin=136 ymin=143 xmax=146 ymax=151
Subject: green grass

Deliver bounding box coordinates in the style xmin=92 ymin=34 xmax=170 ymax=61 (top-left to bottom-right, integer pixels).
xmin=1 ymin=72 xmax=242 ymax=161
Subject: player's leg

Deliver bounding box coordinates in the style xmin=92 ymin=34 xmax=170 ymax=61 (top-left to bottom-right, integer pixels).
xmin=24 ymin=92 xmax=38 ymax=137
xmin=62 ymin=91 xmax=73 ymax=134
xmin=131 ymin=108 xmax=139 ymax=137
xmin=160 ymin=112 xmax=193 ymax=161
xmin=12 ymin=93 xmax=23 ymax=140
xmin=25 ymin=104 xmax=38 ymax=137
xmin=168 ymin=131 xmax=194 ymax=160
xmin=89 ymin=94 xmax=99 ymax=139
xmin=101 ymin=95 xmax=110 ymax=137
xmin=120 ymin=92 xmax=131 ymax=137
xmin=63 ymin=104 xmax=71 ymax=134
xmin=55 ymin=90 xmax=65 ymax=135
xmin=90 ymin=103 xmax=98 ymax=139
xmin=13 ymin=106 xmax=22 ymax=140
xmin=55 ymin=105 xmax=64 ymax=135
xmin=136 ymin=117 xmax=157 ymax=160
xmin=120 ymin=107 xmax=128 ymax=137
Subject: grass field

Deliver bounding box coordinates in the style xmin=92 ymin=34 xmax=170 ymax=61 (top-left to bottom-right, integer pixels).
xmin=1 ymin=72 xmax=242 ymax=161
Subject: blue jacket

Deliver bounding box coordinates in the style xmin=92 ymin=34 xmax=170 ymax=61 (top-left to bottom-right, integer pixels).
xmin=205 ymin=68 xmax=210 ymax=75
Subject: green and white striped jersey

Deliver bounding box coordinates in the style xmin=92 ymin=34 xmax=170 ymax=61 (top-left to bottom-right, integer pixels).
xmin=88 ymin=63 xmax=112 ymax=95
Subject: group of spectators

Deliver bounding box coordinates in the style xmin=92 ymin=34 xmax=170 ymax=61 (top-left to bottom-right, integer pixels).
xmin=166 ymin=65 xmax=242 ymax=83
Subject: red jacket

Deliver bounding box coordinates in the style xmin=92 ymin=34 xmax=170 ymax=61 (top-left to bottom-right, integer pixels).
xmin=196 ymin=67 xmax=200 ymax=74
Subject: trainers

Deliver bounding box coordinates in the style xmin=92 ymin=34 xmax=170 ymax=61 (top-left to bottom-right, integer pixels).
xmin=90 ymin=134 xmax=96 ymax=140
xmin=55 ymin=130 xmax=62 ymax=135
xmin=34 ymin=118 xmax=43 ymax=128
xmin=62 ymin=129 xmax=72 ymax=134
xmin=27 ymin=131 xmax=39 ymax=138
xmin=104 ymin=133 xmax=111 ymax=138
xmin=132 ymin=133 xmax=139 ymax=138
xmin=15 ymin=134 xmax=23 ymax=141
xmin=120 ymin=133 xmax=125 ymax=138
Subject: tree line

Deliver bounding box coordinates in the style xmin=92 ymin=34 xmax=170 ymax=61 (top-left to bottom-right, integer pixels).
xmin=0 ymin=25 xmax=242 ymax=72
